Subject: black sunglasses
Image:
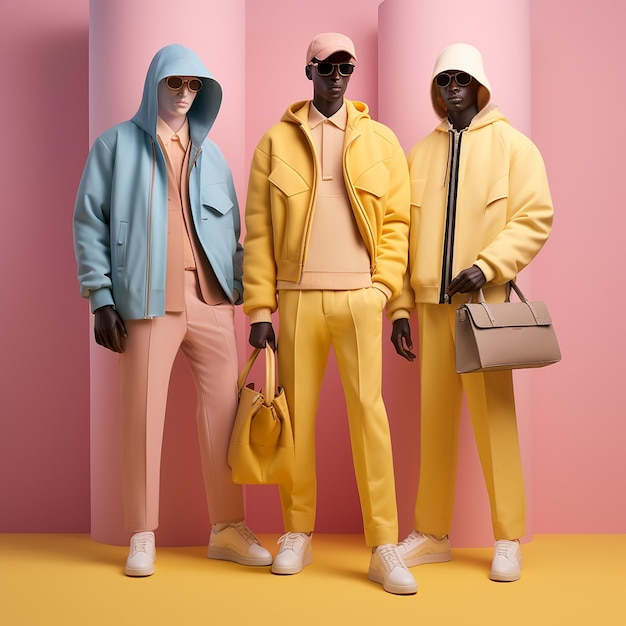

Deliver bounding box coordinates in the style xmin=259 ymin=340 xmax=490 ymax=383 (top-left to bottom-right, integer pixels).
xmin=165 ymin=76 xmax=203 ymax=93
xmin=435 ymin=72 xmax=473 ymax=88
xmin=309 ymin=62 xmax=355 ymax=77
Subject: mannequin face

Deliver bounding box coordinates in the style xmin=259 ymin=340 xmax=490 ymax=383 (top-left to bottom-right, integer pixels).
xmin=307 ymin=51 xmax=353 ymax=117
xmin=435 ymin=69 xmax=480 ymax=119
xmin=157 ymin=76 xmax=199 ymax=128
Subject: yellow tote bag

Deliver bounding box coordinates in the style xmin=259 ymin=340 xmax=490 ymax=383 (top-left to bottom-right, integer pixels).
xmin=228 ymin=346 xmax=295 ymax=484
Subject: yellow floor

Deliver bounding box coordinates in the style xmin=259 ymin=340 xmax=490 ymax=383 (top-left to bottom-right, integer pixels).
xmin=0 ymin=533 xmax=624 ymax=625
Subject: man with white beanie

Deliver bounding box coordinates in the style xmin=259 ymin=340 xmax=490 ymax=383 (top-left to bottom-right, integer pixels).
xmin=389 ymin=42 xmax=554 ymax=582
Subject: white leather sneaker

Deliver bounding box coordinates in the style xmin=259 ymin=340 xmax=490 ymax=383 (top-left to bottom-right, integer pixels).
xmin=270 ymin=532 xmax=313 ymax=575
xmin=368 ymin=544 xmax=417 ymax=595
xmin=397 ymin=530 xmax=452 ymax=567
xmin=124 ymin=531 xmax=156 ymax=577
xmin=490 ymin=539 xmax=522 ymax=582
xmin=208 ymin=522 xmax=272 ymax=566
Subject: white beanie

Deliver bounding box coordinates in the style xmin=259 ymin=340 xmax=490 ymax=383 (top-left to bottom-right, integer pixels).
xmin=431 ymin=43 xmax=491 ymax=119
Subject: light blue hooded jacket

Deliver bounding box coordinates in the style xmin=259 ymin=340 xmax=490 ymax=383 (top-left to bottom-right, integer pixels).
xmin=73 ymin=44 xmax=243 ymax=320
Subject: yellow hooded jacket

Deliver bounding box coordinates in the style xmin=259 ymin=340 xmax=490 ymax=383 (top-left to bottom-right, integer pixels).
xmin=387 ymin=104 xmax=554 ymax=320
xmin=243 ymin=99 xmax=410 ymax=318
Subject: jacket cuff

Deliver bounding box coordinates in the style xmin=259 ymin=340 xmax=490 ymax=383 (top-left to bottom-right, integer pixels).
xmin=389 ymin=309 xmax=411 ymax=323
xmin=372 ymin=282 xmax=391 ymax=302
xmin=473 ymin=260 xmax=495 ymax=284
xmin=89 ymin=288 xmax=115 ymax=314
xmin=248 ymin=307 xmax=273 ymax=324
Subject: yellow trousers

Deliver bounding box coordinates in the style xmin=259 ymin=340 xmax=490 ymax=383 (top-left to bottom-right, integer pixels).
xmin=277 ymin=288 xmax=399 ymax=546
xmin=415 ymin=303 xmax=526 ymax=541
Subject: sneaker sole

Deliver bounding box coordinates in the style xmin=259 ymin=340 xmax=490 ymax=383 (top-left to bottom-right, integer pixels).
xmin=270 ymin=551 xmax=313 ymax=575
xmin=207 ymin=546 xmax=273 ymax=566
xmin=403 ymin=551 xmax=452 ymax=568
xmin=124 ymin=564 xmax=155 ymax=576
xmin=367 ymin=568 xmax=417 ymax=595
xmin=490 ymin=554 xmax=523 ymax=582
xmin=489 ymin=570 xmax=521 ymax=582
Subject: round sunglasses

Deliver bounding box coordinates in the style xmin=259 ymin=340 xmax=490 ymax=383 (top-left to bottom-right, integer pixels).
xmin=165 ymin=76 xmax=203 ymax=93
xmin=435 ymin=72 xmax=473 ymax=88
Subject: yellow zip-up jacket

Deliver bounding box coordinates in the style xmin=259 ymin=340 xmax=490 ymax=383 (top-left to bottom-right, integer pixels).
xmin=243 ymin=99 xmax=410 ymax=317
xmin=387 ymin=105 xmax=553 ymax=319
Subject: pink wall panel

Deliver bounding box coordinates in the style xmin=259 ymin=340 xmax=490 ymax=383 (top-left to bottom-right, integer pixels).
xmin=0 ymin=0 xmax=624 ymax=541
xmin=529 ymin=0 xmax=626 ymax=533
xmin=0 ymin=0 xmax=91 ymax=532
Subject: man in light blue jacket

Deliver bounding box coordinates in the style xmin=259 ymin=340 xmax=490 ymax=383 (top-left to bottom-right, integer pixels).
xmin=73 ymin=43 xmax=271 ymax=576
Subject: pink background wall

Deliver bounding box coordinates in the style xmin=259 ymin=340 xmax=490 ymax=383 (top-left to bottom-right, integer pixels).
xmin=1 ymin=0 xmax=624 ymax=542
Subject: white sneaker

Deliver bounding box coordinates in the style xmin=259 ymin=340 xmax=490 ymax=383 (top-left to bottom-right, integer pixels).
xmin=208 ymin=522 xmax=273 ymax=566
xmin=270 ymin=532 xmax=313 ymax=575
xmin=397 ymin=530 xmax=452 ymax=567
xmin=124 ymin=531 xmax=156 ymax=577
xmin=368 ymin=544 xmax=417 ymax=595
xmin=490 ymin=539 xmax=522 ymax=582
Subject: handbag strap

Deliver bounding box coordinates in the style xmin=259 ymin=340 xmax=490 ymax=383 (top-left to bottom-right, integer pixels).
xmin=467 ymin=280 xmax=542 ymax=326
xmin=263 ymin=345 xmax=277 ymax=407
xmin=237 ymin=346 xmax=278 ymax=406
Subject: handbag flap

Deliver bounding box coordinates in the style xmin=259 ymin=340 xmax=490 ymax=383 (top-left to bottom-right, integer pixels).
xmin=461 ymin=300 xmax=553 ymax=329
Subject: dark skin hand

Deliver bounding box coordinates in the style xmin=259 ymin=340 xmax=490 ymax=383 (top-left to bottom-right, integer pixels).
xmin=249 ymin=321 xmax=277 ymax=352
xmin=391 ymin=265 xmax=486 ymax=362
xmin=94 ymin=305 xmax=128 ymax=353
xmin=446 ymin=265 xmax=486 ymax=299
xmin=391 ymin=318 xmax=415 ymax=362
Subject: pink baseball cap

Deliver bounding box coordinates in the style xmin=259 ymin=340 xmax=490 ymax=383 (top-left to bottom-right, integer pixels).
xmin=306 ymin=32 xmax=357 ymax=63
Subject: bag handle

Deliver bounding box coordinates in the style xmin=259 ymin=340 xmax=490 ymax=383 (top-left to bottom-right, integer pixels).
xmin=237 ymin=346 xmax=278 ymax=406
xmin=466 ymin=280 xmax=543 ymax=325
xmin=263 ymin=345 xmax=277 ymax=407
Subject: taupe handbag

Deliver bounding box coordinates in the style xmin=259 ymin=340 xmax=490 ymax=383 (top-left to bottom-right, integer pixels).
xmin=455 ymin=281 xmax=561 ymax=374
xmin=228 ymin=346 xmax=295 ymax=484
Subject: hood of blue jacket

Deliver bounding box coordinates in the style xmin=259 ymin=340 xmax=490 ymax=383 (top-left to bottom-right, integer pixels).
xmin=131 ymin=43 xmax=222 ymax=147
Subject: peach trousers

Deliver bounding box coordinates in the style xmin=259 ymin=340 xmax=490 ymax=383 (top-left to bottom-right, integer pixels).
xmin=119 ymin=271 xmax=244 ymax=532
xmin=415 ymin=303 xmax=526 ymax=541
xmin=277 ymin=288 xmax=399 ymax=547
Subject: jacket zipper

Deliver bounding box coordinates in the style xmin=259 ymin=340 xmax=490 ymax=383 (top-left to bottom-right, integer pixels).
xmin=439 ymin=129 xmax=463 ymax=304
xmin=342 ymin=130 xmax=375 ymax=272
xmin=299 ymin=127 xmax=318 ymax=274
xmin=145 ymin=140 xmax=157 ymax=318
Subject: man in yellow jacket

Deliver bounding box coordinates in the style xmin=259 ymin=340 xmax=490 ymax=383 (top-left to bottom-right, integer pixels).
xmin=242 ymin=32 xmax=416 ymax=595
xmin=389 ymin=43 xmax=553 ymax=582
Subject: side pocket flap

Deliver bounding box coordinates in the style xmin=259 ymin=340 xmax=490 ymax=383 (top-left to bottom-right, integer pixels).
xmin=486 ymin=175 xmax=509 ymax=207
xmin=410 ymin=178 xmax=427 ymax=207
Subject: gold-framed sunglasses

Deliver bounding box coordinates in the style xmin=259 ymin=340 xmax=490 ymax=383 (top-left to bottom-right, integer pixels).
xmin=165 ymin=76 xmax=203 ymax=93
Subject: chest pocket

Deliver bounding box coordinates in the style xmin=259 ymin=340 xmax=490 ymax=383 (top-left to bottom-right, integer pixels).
xmin=202 ymin=182 xmax=234 ymax=216
xmin=353 ymin=161 xmax=389 ymax=198
xmin=268 ymin=158 xmax=310 ymax=197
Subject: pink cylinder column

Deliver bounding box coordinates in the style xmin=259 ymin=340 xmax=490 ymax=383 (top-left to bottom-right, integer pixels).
xmin=88 ymin=0 xmax=246 ymax=545
xmin=378 ymin=0 xmax=533 ymax=547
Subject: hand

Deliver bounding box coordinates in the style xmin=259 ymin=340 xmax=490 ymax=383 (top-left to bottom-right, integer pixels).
xmin=446 ymin=265 xmax=487 ymax=299
xmin=391 ymin=318 xmax=416 ymax=362
xmin=249 ymin=322 xmax=276 ymax=351
xmin=94 ymin=305 xmax=127 ymax=353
